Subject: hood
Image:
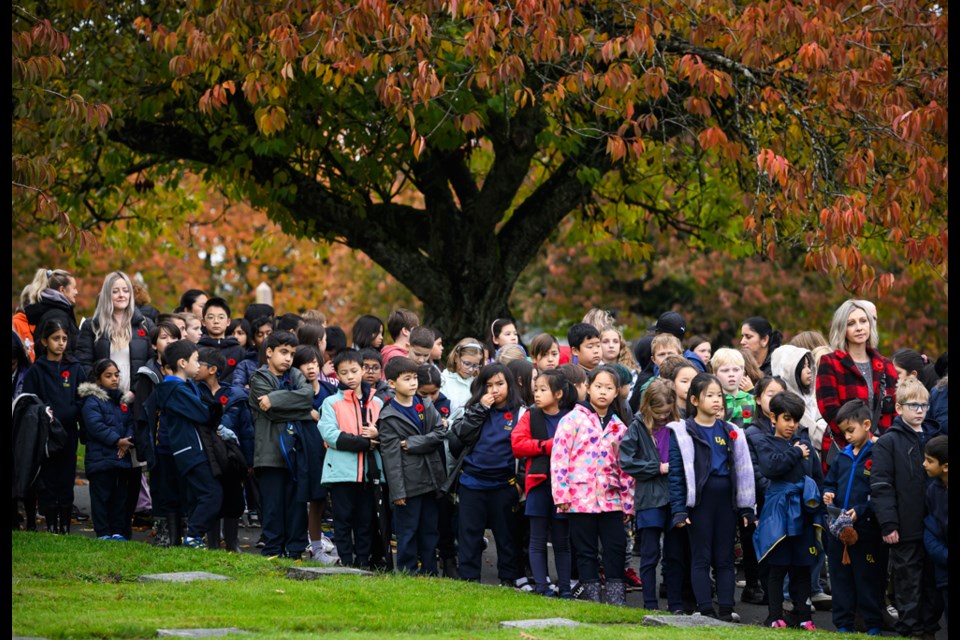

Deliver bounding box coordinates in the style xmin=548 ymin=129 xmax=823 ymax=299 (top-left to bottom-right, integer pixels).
xmin=771 ymin=344 xmax=810 ymax=396
xmin=24 ymin=291 xmax=74 ymax=324
xmin=198 ymin=335 xmax=241 ymax=349
xmin=78 ymin=382 xmax=111 ymax=401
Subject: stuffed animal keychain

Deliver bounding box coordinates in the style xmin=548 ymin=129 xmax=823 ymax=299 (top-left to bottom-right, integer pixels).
xmin=829 ymin=511 xmax=859 ymax=564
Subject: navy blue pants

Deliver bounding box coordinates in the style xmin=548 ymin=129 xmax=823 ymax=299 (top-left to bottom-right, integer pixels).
xmin=149 ymin=452 xmax=186 ymax=516
xmin=37 ymin=443 xmax=78 ymax=509
xmin=828 ymin=529 xmax=887 ymax=630
xmin=182 ymin=461 xmax=222 ymax=540
xmin=328 ymin=482 xmax=374 ymax=567
xmin=639 ymin=522 xmax=688 ymax=610
xmin=457 ymin=484 xmax=520 ymax=582
xmin=888 ymin=540 xmax=943 ymax=636
xmin=687 ymin=475 xmax=737 ymax=612
xmin=436 ymin=496 xmax=457 ymax=561
xmin=88 ymin=469 xmax=129 ymax=538
xmin=529 ymin=515 xmax=571 ymax=595
xmin=568 ymin=511 xmax=626 ymax=584
xmin=256 ymin=467 xmax=307 ymax=558
xmin=393 ymin=492 xmax=440 ymax=575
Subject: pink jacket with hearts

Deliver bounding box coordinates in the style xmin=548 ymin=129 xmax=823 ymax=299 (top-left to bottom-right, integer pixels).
xmin=550 ymin=403 xmax=635 ymax=515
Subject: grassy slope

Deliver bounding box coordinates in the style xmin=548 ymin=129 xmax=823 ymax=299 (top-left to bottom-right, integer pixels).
xmin=13 ymin=532 xmax=825 ymax=639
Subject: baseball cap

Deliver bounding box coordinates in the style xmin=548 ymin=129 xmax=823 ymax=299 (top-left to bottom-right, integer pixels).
xmin=650 ymin=311 xmax=686 ymax=339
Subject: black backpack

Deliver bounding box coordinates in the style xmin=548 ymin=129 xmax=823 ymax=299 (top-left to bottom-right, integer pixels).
xmin=11 ymin=393 xmax=70 ymax=499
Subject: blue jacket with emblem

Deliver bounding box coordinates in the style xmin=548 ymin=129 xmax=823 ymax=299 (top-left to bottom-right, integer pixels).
xmin=79 ymin=382 xmax=134 ymax=475
xmin=155 ymin=376 xmax=214 ymax=474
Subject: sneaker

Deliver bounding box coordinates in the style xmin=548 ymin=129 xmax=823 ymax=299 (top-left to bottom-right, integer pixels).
xmin=98 ymin=535 xmax=114 ymax=540
xmin=836 ymin=628 xmax=853 ymax=633
xmin=866 ymin=628 xmax=882 ymax=636
xmin=72 ymin=505 xmax=90 ymax=522
xmin=718 ymin=609 xmax=741 ymax=623
xmin=811 ymin=591 xmax=833 ymax=610
xmin=256 ymin=533 xmax=266 ymax=548
xmin=885 ymin=604 xmax=900 ymax=621
xmin=740 ymin=585 xmax=767 ymax=605
xmin=624 ymin=567 xmax=642 ymax=592
xmin=571 ymin=581 xmax=585 ymax=600
xmin=482 ymin=536 xmax=489 ymax=551
xmin=514 ymin=577 xmax=534 ymax=592
xmin=783 ymin=600 xmax=794 ymax=612
xmin=735 ymin=579 xmax=747 ymax=588
xmin=183 ymin=536 xmax=206 ymax=549
xmin=110 ymin=534 xmax=127 ymax=541
xmin=769 ymin=619 xmax=787 ymax=628
xmin=799 ymin=621 xmax=817 ymax=631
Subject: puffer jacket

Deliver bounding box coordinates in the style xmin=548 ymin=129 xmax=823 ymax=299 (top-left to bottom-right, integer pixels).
xmin=551 ymin=402 xmax=635 ymax=515
xmin=79 ymin=383 xmax=134 ymax=475
xmin=772 ymin=344 xmax=827 ymax=450
xmin=75 ymin=308 xmax=155 ymax=389
xmin=318 ymin=383 xmax=384 ymax=484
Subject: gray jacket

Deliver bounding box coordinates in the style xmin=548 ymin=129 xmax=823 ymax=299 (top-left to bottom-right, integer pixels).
xmin=248 ymin=366 xmax=315 ymax=469
xmin=619 ymin=415 xmax=670 ymax=512
xmin=378 ymin=397 xmax=447 ymax=500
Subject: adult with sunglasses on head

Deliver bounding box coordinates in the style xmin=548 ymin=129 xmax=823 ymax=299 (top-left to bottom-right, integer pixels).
xmin=815 ymin=299 xmax=898 ymax=473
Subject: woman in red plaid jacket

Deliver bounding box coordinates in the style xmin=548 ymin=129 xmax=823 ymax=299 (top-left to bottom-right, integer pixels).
xmin=815 ymin=299 xmax=898 ymax=472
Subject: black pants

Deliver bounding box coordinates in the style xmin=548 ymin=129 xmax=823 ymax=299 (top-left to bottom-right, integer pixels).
xmin=182 ymin=462 xmax=222 ymax=540
xmin=257 ymin=467 xmax=308 ymax=558
xmin=88 ymin=468 xmax=130 ymax=538
xmin=889 ymin=540 xmax=943 ymax=636
xmin=639 ymin=523 xmax=688 ymax=610
xmin=328 ymin=482 xmax=375 ymax=567
xmin=149 ymin=452 xmax=185 ymax=516
xmin=436 ymin=496 xmax=457 ymax=560
xmin=687 ymin=475 xmax=736 ymax=612
xmin=529 ymin=516 xmax=571 ymax=595
xmin=768 ymin=563 xmax=812 ymax=623
xmin=457 ymin=484 xmax=519 ymax=582
xmin=568 ymin=511 xmax=626 ymax=584
xmin=828 ymin=529 xmax=887 ymax=630
xmin=37 ymin=444 xmax=78 ymax=509
xmin=393 ymin=492 xmax=440 ymax=575
xmin=121 ymin=467 xmax=143 ymax=540
xmin=738 ymin=517 xmax=761 ymax=587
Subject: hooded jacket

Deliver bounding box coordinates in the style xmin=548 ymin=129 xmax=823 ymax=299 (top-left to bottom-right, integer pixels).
xmin=197 ymin=334 xmax=246 ymax=383
xmin=21 ymin=356 xmax=86 ymax=440
xmin=154 ymin=376 xmax=213 ymax=474
xmin=24 ymin=288 xmax=80 ymax=358
xmin=248 ymin=366 xmax=316 ymax=469
xmin=823 ymin=439 xmax=879 ymax=536
xmin=772 ymin=344 xmax=827 ymax=451
xmin=378 ymin=396 xmax=446 ymax=500
xmin=79 ymin=382 xmax=134 ymax=475
xmin=619 ymin=414 xmax=670 ymax=512
xmin=869 ymin=416 xmax=938 ymax=541
xmin=318 ymin=382 xmax=384 ymax=484
xmin=439 ymin=368 xmax=474 ymax=421
xmin=75 ymin=308 xmax=155 ymax=388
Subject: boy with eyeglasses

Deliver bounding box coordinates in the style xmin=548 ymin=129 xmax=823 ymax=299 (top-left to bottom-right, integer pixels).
xmin=360 ymin=348 xmax=392 ymax=403
xmin=198 ymin=297 xmax=245 ymax=384
xmin=871 ymin=377 xmax=943 ymax=639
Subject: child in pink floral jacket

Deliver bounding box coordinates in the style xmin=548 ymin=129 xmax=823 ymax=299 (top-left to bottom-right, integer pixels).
xmin=551 ymin=365 xmax=635 ymax=605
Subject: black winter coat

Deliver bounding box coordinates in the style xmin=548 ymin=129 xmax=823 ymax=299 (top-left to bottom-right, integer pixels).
xmin=24 ymin=290 xmax=80 ymax=358
xmin=870 ymin=416 xmax=937 ymax=541
xmin=75 ymin=308 xmax=155 ymax=386
xmin=379 ymin=398 xmax=447 ymax=500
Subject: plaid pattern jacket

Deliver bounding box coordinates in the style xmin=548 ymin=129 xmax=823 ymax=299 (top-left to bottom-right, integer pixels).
xmin=815 ymin=347 xmax=898 ymax=470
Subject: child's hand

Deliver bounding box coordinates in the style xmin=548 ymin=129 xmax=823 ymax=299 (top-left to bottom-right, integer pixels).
xmin=823 ymin=492 xmax=835 ymax=505
xmin=556 ymin=503 xmax=571 ymax=513
xmin=310 ymin=409 xmax=320 ymax=422
xmin=845 ymin=508 xmax=857 ymax=523
xmin=400 ymin=440 xmax=408 ymax=451
xmin=883 ymin=530 xmax=899 ymax=545
xmin=675 ymin=517 xmax=692 ymax=528
xmin=321 ymin=360 xmax=336 ymax=377
xmin=479 ymin=392 xmax=496 ymax=407
xmin=659 ymin=462 xmax=669 ymax=474
xmin=738 ymin=377 xmax=752 ymax=392
xmin=368 ymin=439 xmax=379 ymax=449
xmin=393 ymin=498 xmax=407 ymax=507
xmin=793 ymin=442 xmax=810 ymax=458
xmin=362 ymin=425 xmax=378 ymax=439
xmin=116 ymin=437 xmax=132 ymax=458
xmin=257 ymin=395 xmax=272 ymax=411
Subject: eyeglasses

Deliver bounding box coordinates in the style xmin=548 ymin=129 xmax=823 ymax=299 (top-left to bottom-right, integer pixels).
xmin=362 ymin=365 xmax=381 ymax=373
xmin=198 ymin=362 xmax=210 ymax=367
xmin=460 ymin=361 xmax=482 ymax=372
xmin=900 ymin=402 xmax=929 ymax=413
xmin=204 ymin=314 xmax=228 ymax=321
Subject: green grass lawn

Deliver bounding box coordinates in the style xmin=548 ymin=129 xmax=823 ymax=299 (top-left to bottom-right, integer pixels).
xmin=13 ymin=532 xmax=834 ymax=639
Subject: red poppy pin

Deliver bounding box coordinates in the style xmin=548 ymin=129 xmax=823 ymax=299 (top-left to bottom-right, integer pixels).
xmin=611 ymin=423 xmax=619 ymax=434
xmin=742 ymin=409 xmax=752 ymax=419
xmin=440 ymin=407 xmax=449 ymax=416
xmin=504 ymin=412 xmax=514 ymax=422
xmin=120 ymin=404 xmax=128 ymax=412
xmin=865 ymin=459 xmax=873 ymax=470
xmin=873 ymin=360 xmax=883 ymax=371
xmin=729 ymin=430 xmax=738 ymax=440
xmin=227 ymin=358 xmax=236 ymax=366
xmin=61 ymin=371 xmax=70 ymax=379
xmin=138 ymin=329 xmax=146 ymax=337
xmin=415 ymin=403 xmax=424 ymax=413
xmin=219 ymin=395 xmax=228 ymax=405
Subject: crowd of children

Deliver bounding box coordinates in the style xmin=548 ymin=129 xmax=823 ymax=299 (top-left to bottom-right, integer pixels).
xmin=11 ymin=269 xmax=948 ymax=635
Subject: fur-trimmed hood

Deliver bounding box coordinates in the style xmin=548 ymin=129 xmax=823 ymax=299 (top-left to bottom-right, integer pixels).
xmin=78 ymin=382 xmax=133 ymax=405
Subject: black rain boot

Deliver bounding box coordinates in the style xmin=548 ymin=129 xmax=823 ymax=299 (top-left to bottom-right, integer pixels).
xmin=222 ymin=518 xmax=240 ymax=553
xmin=168 ymin=514 xmax=183 ymax=546
xmin=59 ymin=505 xmax=73 ymax=534
xmin=206 ymin=518 xmax=222 ymax=551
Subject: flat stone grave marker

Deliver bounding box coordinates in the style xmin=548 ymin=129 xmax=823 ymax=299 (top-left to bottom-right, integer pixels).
xmin=642 ymin=614 xmax=738 ymax=628
xmin=499 ymin=618 xmax=583 ymax=629
xmin=286 ymin=566 xmax=374 ymax=580
xmin=157 ymin=629 xmax=249 ymax=638
xmin=138 ymin=572 xmax=232 ymax=583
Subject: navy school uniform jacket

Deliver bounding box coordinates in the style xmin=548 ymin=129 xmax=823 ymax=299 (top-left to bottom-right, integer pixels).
xmin=154 ymin=376 xmax=215 ymax=475
xmin=923 ymin=480 xmax=948 ymax=588
xmin=822 ymin=439 xmax=879 ymax=536
xmin=21 ymin=356 xmax=86 ymax=441
xmin=231 ymin=348 xmax=260 ymax=389
xmin=78 ymin=383 xmax=134 ymax=475
xmin=745 ymin=414 xmax=774 ymax=502
xmin=200 ymin=381 xmax=256 ymax=467
xmin=870 ymin=416 xmax=937 ymax=542
xmin=379 ymin=396 xmax=447 ymax=500
xmin=456 ymin=402 xmax=520 ymax=483
xmin=197 ymin=335 xmax=246 ymax=384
